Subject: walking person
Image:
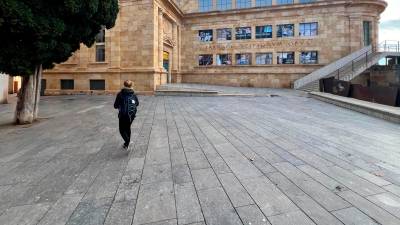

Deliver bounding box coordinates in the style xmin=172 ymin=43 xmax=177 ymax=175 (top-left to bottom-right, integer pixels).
xmin=114 ymin=80 xmax=139 ymax=150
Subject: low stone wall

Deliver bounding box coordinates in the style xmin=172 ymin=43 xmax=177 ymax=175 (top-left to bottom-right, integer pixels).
xmin=370 ymin=65 xmax=400 ymax=87
xmin=180 ymin=73 xmax=305 ymax=89
xmin=43 ymin=71 xmax=168 ymax=95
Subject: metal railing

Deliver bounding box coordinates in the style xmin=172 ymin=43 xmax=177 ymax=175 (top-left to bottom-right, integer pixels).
xmin=333 ymin=40 xmax=400 ymax=81
xmin=378 ymin=40 xmax=400 ymax=53
xmin=333 ymin=47 xmax=377 ymax=80
xmin=295 ymin=41 xmax=400 ymax=90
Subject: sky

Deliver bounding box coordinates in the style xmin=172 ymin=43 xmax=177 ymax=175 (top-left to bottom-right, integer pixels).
xmin=379 ymin=0 xmax=400 ymax=42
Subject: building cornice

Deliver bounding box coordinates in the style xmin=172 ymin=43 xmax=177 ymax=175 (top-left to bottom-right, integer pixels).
xmin=156 ymin=0 xmax=184 ymax=18
xmin=183 ymin=0 xmax=387 ymax=19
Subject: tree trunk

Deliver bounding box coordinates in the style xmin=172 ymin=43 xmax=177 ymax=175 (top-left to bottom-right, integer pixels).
xmin=33 ymin=64 xmax=42 ymax=119
xmin=15 ymin=65 xmax=42 ymax=124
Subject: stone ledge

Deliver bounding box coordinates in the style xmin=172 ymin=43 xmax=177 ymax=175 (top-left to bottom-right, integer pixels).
xmin=309 ymin=92 xmax=400 ymax=124
xmin=155 ymin=89 xmax=220 ymax=97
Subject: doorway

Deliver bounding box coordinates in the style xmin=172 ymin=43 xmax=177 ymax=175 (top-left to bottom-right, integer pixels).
xmin=163 ymin=51 xmax=171 ymax=83
xmin=41 ymin=79 xmax=46 ymax=96
xmin=363 ymin=21 xmax=371 ymax=47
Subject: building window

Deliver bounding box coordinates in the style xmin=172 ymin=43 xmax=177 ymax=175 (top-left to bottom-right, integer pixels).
xmin=217 ymin=28 xmax=232 ymax=41
xmin=277 ymin=24 xmax=294 ymax=38
xmin=236 ymin=53 xmax=252 ymax=65
xmin=217 ymin=0 xmax=232 ymax=10
xmin=90 ymin=80 xmax=106 ymax=90
xmin=235 ymin=27 xmax=252 ymax=40
xmin=216 ymin=54 xmax=232 ymax=65
xmin=276 ymin=0 xmax=293 ymax=4
xmin=256 ymin=25 xmax=272 ymax=39
xmin=256 ymin=53 xmax=273 ymax=65
xmin=256 ymin=0 xmax=272 ymax=7
xmin=363 ymin=21 xmax=372 ymax=46
xmin=277 ymin=52 xmax=295 ymax=64
xmin=199 ymin=55 xmax=213 ymax=66
xmin=60 ymin=79 xmax=74 ymax=90
xmin=299 ymin=22 xmax=318 ymax=36
xmin=300 ymin=51 xmax=318 ymax=64
xmin=299 ymin=0 xmax=315 ymax=3
xmin=236 ymin=0 xmax=252 ymax=9
xmin=199 ymin=30 xmax=213 ymax=42
xmin=199 ymin=0 xmax=213 ymax=12
xmin=95 ymin=28 xmax=106 ymax=62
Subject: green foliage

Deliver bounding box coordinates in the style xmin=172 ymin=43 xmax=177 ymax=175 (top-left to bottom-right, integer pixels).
xmin=0 ymin=0 xmax=119 ymax=76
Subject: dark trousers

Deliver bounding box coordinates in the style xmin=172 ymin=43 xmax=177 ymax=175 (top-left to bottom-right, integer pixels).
xmin=119 ymin=115 xmax=134 ymax=146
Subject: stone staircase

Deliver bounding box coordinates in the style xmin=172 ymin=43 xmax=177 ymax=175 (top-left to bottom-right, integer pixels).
xmin=294 ymin=43 xmax=400 ymax=92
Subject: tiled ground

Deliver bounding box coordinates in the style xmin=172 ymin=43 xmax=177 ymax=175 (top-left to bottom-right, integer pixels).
xmin=1 ymin=92 xmax=400 ymax=225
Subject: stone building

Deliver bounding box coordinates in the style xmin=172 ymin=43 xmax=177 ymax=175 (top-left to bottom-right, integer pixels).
xmin=0 ymin=74 xmax=8 ymax=103
xmin=43 ymin=0 xmax=387 ymax=95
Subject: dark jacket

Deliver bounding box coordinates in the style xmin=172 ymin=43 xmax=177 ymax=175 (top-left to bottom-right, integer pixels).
xmin=114 ymin=88 xmax=139 ymax=114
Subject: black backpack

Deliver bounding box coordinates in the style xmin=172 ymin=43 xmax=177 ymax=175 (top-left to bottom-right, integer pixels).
xmin=120 ymin=93 xmax=137 ymax=117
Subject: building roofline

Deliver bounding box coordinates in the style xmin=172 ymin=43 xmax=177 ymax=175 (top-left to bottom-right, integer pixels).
xmin=183 ymin=0 xmax=387 ymax=19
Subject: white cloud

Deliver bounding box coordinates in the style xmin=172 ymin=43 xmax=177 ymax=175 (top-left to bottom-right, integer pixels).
xmin=380 ymin=0 xmax=400 ymax=42
xmin=381 ymin=0 xmax=400 ymax=21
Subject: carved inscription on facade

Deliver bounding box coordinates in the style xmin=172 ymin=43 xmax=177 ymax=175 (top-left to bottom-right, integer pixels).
xmin=198 ymin=39 xmax=318 ymax=51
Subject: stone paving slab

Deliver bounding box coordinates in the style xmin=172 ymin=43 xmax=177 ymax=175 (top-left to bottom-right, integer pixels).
xmin=1 ymin=93 xmax=400 ymax=225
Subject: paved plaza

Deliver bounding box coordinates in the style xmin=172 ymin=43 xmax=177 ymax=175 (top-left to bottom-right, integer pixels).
xmin=1 ymin=91 xmax=400 ymax=225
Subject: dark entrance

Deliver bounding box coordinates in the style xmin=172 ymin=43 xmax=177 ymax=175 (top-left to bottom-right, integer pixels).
xmin=363 ymin=21 xmax=371 ymax=46
xmin=40 ymin=79 xmax=46 ymax=96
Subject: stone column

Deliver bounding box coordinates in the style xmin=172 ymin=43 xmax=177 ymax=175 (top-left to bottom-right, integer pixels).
xmin=158 ymin=9 xmax=164 ymax=70
xmin=0 ymin=74 xmax=9 ymax=104
xmin=172 ymin=23 xmax=179 ymax=83
xmin=272 ymin=0 xmax=277 ymax=6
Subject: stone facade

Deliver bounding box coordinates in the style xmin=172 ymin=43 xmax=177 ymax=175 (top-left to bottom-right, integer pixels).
xmin=0 ymin=74 xmax=8 ymax=104
xmin=43 ymin=0 xmax=387 ymax=94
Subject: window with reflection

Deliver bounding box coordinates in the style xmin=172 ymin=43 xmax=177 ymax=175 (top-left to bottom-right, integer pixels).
xmin=199 ymin=0 xmax=213 ymax=12
xmin=256 ymin=53 xmax=273 ymax=65
xmin=235 ymin=27 xmax=252 ymax=40
xmin=217 ymin=28 xmax=232 ymax=41
xmin=236 ymin=0 xmax=251 ymax=9
xmin=199 ymin=55 xmax=213 ymax=66
xmin=256 ymin=25 xmax=272 ymax=39
xmin=299 ymin=22 xmax=318 ymax=36
xmin=277 ymin=24 xmax=294 ymax=38
xmin=236 ymin=53 xmax=252 ymax=65
xmin=199 ymin=30 xmax=213 ymax=42
xmin=276 ymin=0 xmax=293 ymax=5
xmin=299 ymin=0 xmax=315 ymax=3
xmin=277 ymin=52 xmax=295 ymax=64
xmin=95 ymin=27 xmax=106 ymax=62
xmin=217 ymin=0 xmax=232 ymax=10
xmin=256 ymin=0 xmax=272 ymax=7
xmin=300 ymin=51 xmax=318 ymax=64
xmin=216 ymin=54 xmax=232 ymax=65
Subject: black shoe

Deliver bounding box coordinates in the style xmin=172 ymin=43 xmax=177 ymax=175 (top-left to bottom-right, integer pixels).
xmin=123 ymin=143 xmax=129 ymax=150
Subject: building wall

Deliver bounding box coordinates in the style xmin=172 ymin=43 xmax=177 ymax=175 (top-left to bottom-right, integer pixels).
xmin=42 ymin=0 xmax=386 ymax=93
xmin=0 ymin=74 xmax=8 ymax=104
xmin=180 ymin=0 xmax=385 ymax=88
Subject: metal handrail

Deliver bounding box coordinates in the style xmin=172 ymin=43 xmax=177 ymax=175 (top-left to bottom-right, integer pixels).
xmin=333 ymin=40 xmax=400 ymax=81
xmin=377 ymin=40 xmax=400 ymax=53
xmin=333 ymin=48 xmax=376 ymax=80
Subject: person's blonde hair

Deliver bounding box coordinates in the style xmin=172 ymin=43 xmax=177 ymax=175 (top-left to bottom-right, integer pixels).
xmin=124 ymin=80 xmax=133 ymax=88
